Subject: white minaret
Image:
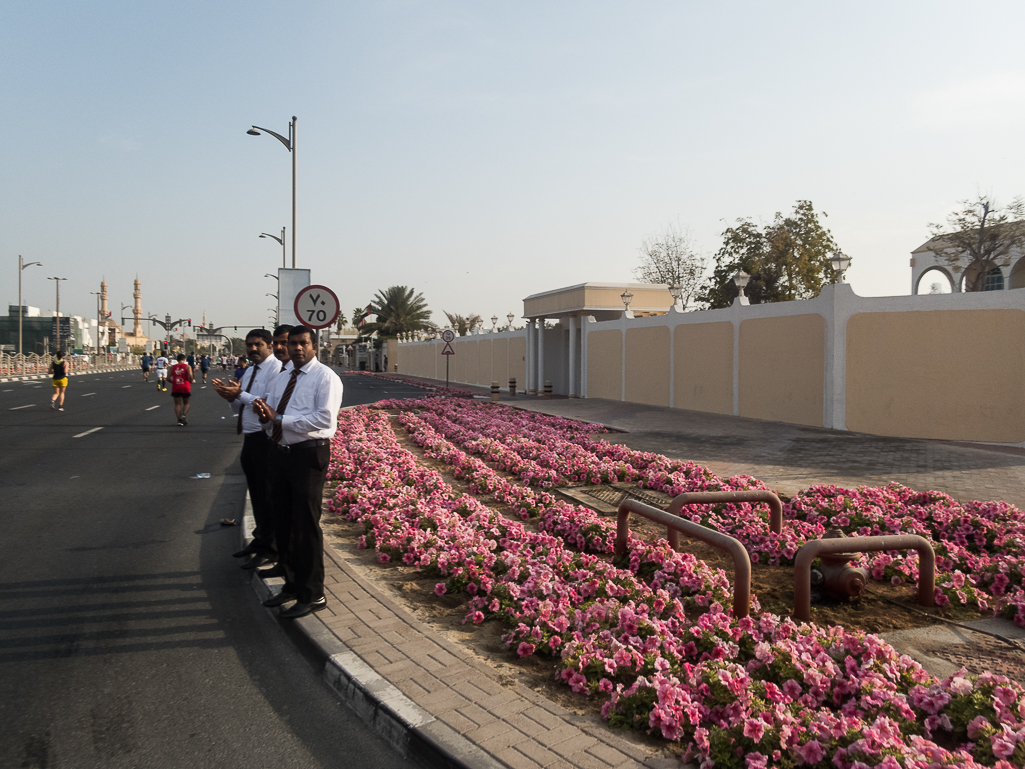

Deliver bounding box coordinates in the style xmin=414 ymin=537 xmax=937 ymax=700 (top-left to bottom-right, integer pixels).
xmin=133 ymin=278 xmax=143 ymax=337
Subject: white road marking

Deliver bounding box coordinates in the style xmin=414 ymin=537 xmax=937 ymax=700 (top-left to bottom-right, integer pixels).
xmin=122 ymin=385 xmax=131 ymax=388
xmin=145 ymin=405 xmax=161 ymax=411
xmin=73 ymin=427 xmax=103 ymax=438
xmin=2 ymin=389 xmax=11 ymax=392
xmin=10 ymin=404 xmax=34 ymax=410
xmin=82 ymin=393 xmax=96 ymax=397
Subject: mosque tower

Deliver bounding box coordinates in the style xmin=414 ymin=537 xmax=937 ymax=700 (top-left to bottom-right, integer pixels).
xmin=133 ymin=278 xmax=143 ymax=337
xmin=100 ymin=281 xmax=109 ymax=319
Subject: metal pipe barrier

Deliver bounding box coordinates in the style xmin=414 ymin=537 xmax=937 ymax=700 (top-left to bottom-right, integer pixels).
xmin=617 ymin=498 xmax=752 ymax=618
xmin=793 ymin=534 xmax=935 ymax=621
xmin=668 ymin=490 xmax=783 ymax=535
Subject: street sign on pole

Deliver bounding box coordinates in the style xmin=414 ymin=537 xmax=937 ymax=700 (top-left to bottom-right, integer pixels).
xmin=439 ymin=331 xmax=455 ymax=388
xmin=293 ymin=284 xmax=340 ymax=330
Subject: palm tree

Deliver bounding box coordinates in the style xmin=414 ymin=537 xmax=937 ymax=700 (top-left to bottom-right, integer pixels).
xmin=443 ymin=311 xmax=482 ymax=336
xmin=362 ymin=286 xmax=433 ymax=337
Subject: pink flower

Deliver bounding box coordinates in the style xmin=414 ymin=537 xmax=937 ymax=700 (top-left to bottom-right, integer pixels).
xmin=745 ymin=753 xmax=768 ymax=768
xmin=991 ymin=725 xmax=1018 ymax=759
xmin=434 ymin=583 xmax=447 ymax=596
xmin=516 ymin=642 xmax=535 ymax=657
xmin=743 ymin=718 xmax=765 ymax=743
xmin=796 ymin=739 xmax=825 ymax=765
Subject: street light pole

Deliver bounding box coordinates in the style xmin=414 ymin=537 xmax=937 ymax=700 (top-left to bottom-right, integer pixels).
xmin=248 ymin=116 xmax=297 ymax=268
xmin=90 ymin=291 xmax=102 ymax=360
xmin=17 ymin=255 xmax=42 ymax=372
xmin=260 ymin=228 xmax=286 ymax=269
xmin=48 ymin=276 xmax=67 ymax=353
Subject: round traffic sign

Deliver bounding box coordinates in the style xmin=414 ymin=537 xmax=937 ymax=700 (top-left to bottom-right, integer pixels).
xmin=441 ymin=329 xmax=455 ymax=343
xmin=293 ymin=284 xmax=340 ymax=330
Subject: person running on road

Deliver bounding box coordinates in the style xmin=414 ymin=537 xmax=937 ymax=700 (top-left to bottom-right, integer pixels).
xmin=169 ymin=353 xmax=194 ymax=425
xmin=199 ymin=354 xmax=211 ymax=384
xmin=155 ymin=351 xmax=169 ymax=391
xmin=140 ymin=352 xmax=153 ymax=382
xmin=49 ymin=350 xmax=68 ymax=411
xmin=186 ymin=352 xmax=196 ymax=376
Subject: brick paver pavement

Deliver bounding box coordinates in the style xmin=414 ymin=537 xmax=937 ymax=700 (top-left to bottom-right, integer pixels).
xmin=505 ymin=397 xmax=1025 ymax=509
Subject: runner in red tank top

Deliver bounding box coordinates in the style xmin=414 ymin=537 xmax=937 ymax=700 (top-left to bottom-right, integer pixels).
xmin=169 ymin=353 xmax=194 ymax=426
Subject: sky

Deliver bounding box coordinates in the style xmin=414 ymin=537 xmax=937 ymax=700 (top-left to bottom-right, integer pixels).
xmin=3 ymin=1 xmax=1025 ymax=332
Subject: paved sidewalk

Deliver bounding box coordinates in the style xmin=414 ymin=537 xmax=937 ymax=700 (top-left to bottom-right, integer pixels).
xmin=245 ymin=387 xmax=1025 ymax=768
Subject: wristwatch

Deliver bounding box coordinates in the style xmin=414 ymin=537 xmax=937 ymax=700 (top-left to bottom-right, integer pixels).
xmin=274 ymin=413 xmax=283 ymax=424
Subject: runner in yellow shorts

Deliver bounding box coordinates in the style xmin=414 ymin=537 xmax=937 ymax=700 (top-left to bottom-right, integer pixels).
xmin=50 ymin=350 xmax=69 ymax=411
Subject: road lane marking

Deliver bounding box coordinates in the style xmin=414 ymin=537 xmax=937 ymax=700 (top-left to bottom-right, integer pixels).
xmin=10 ymin=404 xmax=34 ymax=410
xmin=82 ymin=393 xmax=96 ymax=397
xmin=145 ymin=405 xmax=161 ymax=411
xmin=73 ymin=427 xmax=104 ymax=438
xmin=122 ymin=385 xmax=131 ymax=388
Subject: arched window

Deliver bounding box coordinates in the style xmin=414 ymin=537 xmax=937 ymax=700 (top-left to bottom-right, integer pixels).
xmin=984 ymin=267 xmax=1004 ymax=291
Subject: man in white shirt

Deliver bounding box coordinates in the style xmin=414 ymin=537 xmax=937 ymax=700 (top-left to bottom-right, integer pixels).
xmin=212 ymin=329 xmax=283 ymax=569
xmin=253 ymin=326 xmax=343 ymax=619
xmin=154 ymin=352 xmax=169 ymax=392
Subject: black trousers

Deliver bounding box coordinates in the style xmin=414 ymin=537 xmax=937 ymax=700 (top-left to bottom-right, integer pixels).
xmin=267 ymin=442 xmax=330 ymax=604
xmin=241 ymin=431 xmax=276 ymax=556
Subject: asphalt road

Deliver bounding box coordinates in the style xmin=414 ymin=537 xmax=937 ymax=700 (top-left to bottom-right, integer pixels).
xmin=0 ymin=367 xmax=427 ymax=769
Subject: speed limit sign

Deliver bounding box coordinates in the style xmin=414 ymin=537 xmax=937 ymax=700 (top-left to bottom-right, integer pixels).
xmin=441 ymin=329 xmax=455 ymax=342
xmin=294 ymin=284 xmax=340 ymax=330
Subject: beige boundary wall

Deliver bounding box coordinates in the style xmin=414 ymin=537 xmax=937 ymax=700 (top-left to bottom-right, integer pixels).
xmin=398 ymin=285 xmax=1025 ymax=445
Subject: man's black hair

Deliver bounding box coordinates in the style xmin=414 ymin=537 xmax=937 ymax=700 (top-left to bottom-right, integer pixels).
xmin=272 ymin=324 xmax=294 ymax=337
xmin=177 ymin=353 xmax=186 ymax=361
xmin=246 ymin=328 xmax=273 ymax=344
xmin=289 ymin=326 xmax=317 ymax=346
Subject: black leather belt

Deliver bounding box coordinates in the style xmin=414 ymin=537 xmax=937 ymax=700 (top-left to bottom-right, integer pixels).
xmin=272 ymin=438 xmax=330 ymax=453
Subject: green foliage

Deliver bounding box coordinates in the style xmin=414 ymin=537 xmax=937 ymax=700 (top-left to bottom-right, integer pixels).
xmin=700 ymin=201 xmax=842 ymax=309
xmin=362 ymin=286 xmax=433 ymax=337
xmin=443 ymin=311 xmax=482 ymax=336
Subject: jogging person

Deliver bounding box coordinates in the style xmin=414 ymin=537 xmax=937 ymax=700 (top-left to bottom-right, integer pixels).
xmin=169 ymin=353 xmax=194 ymax=425
xmin=155 ymin=351 xmax=169 ymax=391
xmin=199 ymin=354 xmax=211 ymax=384
xmin=186 ymin=352 xmax=196 ymax=377
xmin=49 ymin=350 xmax=69 ymax=411
xmin=140 ymin=351 xmax=153 ymax=382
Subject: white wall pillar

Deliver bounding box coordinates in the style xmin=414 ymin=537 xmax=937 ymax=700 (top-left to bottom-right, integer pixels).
xmin=568 ymin=314 xmax=578 ymax=397
xmin=526 ymin=319 xmax=536 ymax=395
xmin=537 ymin=317 xmax=546 ymax=395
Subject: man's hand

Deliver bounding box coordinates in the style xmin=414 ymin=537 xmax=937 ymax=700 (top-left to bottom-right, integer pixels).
xmin=211 ymin=378 xmax=241 ymax=402
xmin=252 ymin=398 xmax=276 ymax=424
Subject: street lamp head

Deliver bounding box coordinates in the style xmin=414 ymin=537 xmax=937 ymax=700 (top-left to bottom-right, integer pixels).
xmin=620 ymin=289 xmax=633 ymax=309
xmin=246 ymin=128 xmax=261 ymax=136
xmin=669 ymin=283 xmax=684 ymax=302
xmin=732 ymin=270 xmax=750 ymax=297
xmin=264 ymin=273 xmax=278 ymax=280
xmin=830 ymin=252 xmax=851 ymax=283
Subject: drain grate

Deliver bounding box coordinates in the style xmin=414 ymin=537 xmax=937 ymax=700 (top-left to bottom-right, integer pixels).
xmin=558 ymin=483 xmax=673 ymax=513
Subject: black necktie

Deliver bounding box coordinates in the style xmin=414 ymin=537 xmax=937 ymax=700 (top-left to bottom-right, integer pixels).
xmin=236 ymin=364 xmax=260 ymax=435
xmin=271 ymin=369 xmax=300 ymax=443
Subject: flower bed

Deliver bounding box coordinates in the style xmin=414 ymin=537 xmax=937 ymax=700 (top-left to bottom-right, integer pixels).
xmin=327 ymin=399 xmax=1025 ymax=767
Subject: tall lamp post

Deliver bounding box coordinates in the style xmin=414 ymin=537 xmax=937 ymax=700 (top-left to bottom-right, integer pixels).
xmin=17 ymin=255 xmax=42 ymax=372
xmin=260 ymin=228 xmax=286 ymax=269
xmin=48 ymin=276 xmax=67 ymax=354
xmin=247 ymin=116 xmax=297 ymax=268
xmin=90 ymin=291 xmax=103 ymax=361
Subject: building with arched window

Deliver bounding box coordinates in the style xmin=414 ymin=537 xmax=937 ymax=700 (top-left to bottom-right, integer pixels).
xmin=910 ymin=232 xmax=1025 ymax=294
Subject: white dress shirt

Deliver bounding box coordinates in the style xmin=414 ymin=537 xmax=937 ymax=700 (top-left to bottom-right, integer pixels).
xmin=230 ymin=356 xmax=283 ymax=434
xmin=263 ymin=356 xmax=343 ymax=444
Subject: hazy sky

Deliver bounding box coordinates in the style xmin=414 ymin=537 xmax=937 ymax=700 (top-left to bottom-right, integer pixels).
xmin=3 ymin=1 xmax=1024 ymax=330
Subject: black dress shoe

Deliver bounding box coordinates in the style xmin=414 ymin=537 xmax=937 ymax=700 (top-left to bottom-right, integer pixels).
xmin=262 ymin=590 xmax=296 ymax=608
xmin=257 ymin=564 xmax=286 ymax=579
xmin=232 ymin=545 xmax=258 ymax=558
xmin=279 ymin=597 xmax=327 ymax=619
xmin=240 ymin=554 xmax=274 ymax=570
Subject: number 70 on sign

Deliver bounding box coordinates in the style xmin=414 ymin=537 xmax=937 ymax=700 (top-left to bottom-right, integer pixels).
xmin=293 ymin=284 xmax=340 ymax=330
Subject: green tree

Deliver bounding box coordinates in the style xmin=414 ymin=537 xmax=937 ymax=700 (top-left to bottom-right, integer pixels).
xmin=362 ymin=286 xmax=433 ymax=337
xmin=927 ymin=194 xmax=1025 ymax=292
xmin=700 ymin=200 xmax=842 ymax=309
xmin=443 ymin=311 xmax=482 ymax=336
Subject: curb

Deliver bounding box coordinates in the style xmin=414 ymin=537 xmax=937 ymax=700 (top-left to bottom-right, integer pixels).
xmin=0 ymin=365 xmax=136 ymax=383
xmin=239 ymin=495 xmax=506 ymax=769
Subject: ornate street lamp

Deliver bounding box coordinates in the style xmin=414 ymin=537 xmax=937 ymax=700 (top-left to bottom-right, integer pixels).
xmin=830 ymin=252 xmax=851 ymax=283
xmin=669 ymin=283 xmax=685 ymax=310
xmin=507 ymin=312 xmax=514 ymax=330
xmin=491 ymin=315 xmax=498 ymax=332
xmin=732 ymin=270 xmax=750 ymax=299
xmin=620 ymin=289 xmax=633 ymax=312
